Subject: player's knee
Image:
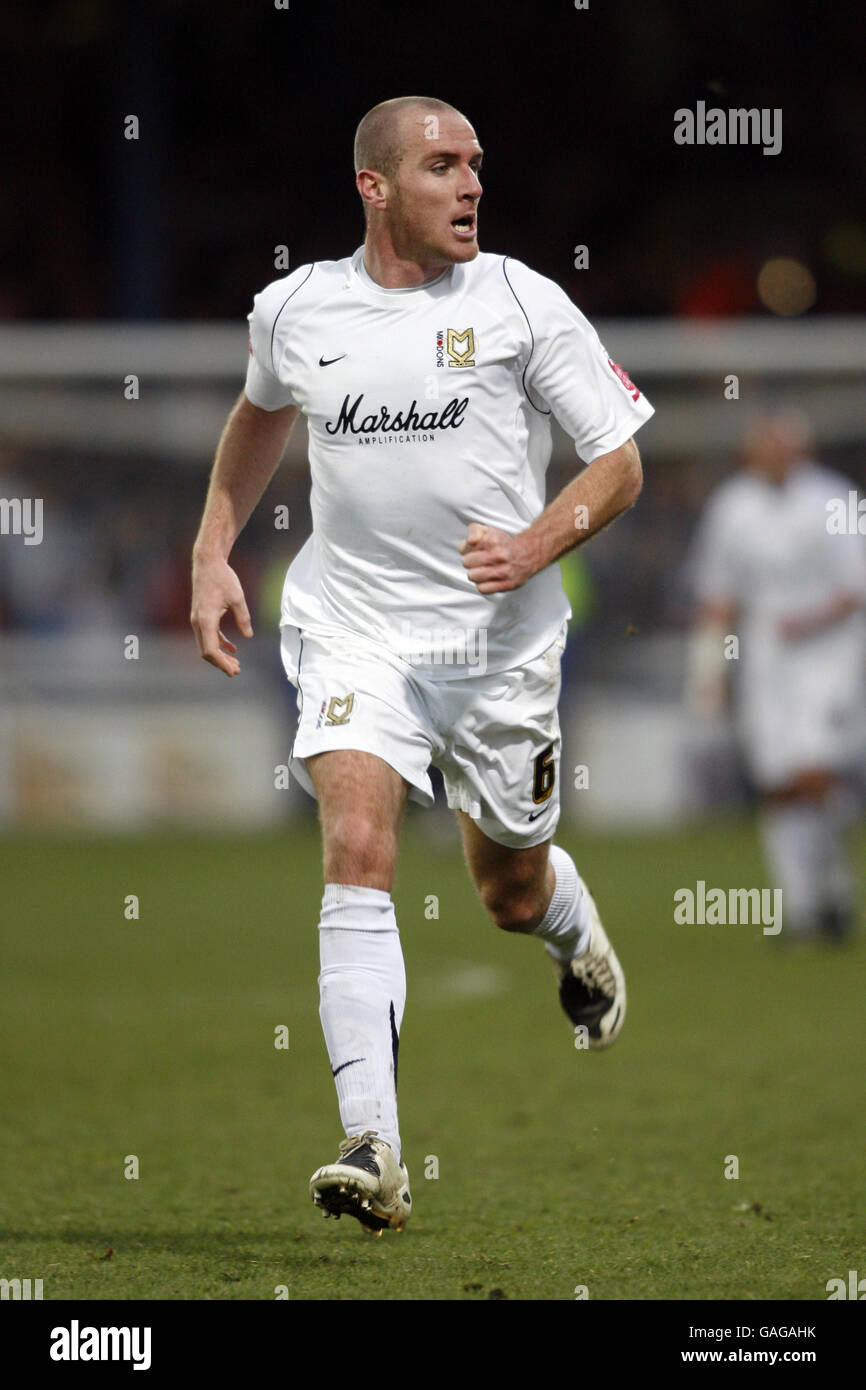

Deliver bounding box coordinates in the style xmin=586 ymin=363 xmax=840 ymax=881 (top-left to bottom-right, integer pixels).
xmin=480 ymin=882 xmax=544 ymax=934
xmin=325 ymin=811 xmax=395 ymax=882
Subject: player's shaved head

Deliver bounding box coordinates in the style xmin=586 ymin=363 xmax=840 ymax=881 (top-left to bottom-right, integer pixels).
xmin=353 ymin=96 xmax=468 ymax=180
xmin=741 ymin=408 xmax=814 ymax=483
xmin=354 ymin=95 xmax=482 ymax=274
xmin=743 ymin=408 xmax=814 ymax=456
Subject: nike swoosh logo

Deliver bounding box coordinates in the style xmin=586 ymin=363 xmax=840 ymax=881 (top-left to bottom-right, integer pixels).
xmin=528 ymin=808 xmax=550 ymax=822
xmin=331 ymin=1057 xmax=365 ymax=1078
xmin=319 ymin=353 xmax=347 ymax=367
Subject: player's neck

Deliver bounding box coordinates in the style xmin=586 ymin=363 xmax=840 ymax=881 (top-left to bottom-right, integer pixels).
xmin=362 ymin=236 xmax=450 ymax=290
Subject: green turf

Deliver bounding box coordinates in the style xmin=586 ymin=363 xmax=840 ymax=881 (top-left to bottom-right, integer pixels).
xmin=1 ymin=817 xmax=863 ymax=1300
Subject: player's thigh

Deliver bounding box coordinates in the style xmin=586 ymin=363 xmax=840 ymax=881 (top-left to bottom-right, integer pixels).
xmin=740 ymin=641 xmax=865 ymax=789
xmin=457 ymin=811 xmax=554 ymax=931
xmin=437 ymin=627 xmax=566 ymax=862
xmin=760 ymin=767 xmax=841 ymax=803
xmin=307 ymin=749 xmax=409 ymax=890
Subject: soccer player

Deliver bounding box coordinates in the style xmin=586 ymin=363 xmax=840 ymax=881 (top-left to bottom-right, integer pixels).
xmin=190 ymin=96 xmax=654 ymax=1234
xmin=687 ymin=410 xmax=866 ymax=942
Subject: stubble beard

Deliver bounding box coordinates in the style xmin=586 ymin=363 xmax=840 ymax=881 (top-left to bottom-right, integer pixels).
xmin=389 ymin=186 xmax=476 ymax=271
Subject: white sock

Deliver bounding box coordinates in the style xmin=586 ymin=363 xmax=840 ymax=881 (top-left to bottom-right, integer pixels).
xmin=759 ymin=803 xmax=823 ymax=936
xmin=318 ymin=883 xmax=406 ymax=1163
xmin=816 ymin=787 xmax=856 ymax=916
xmin=531 ymin=845 xmax=593 ymax=962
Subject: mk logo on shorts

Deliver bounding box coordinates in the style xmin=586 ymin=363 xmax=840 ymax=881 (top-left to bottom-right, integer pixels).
xmin=324 ymin=693 xmax=355 ymax=726
xmin=446 ymin=327 xmax=476 ymax=367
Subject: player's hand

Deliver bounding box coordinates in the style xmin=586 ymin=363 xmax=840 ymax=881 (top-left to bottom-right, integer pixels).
xmin=777 ymin=615 xmax=811 ymax=642
xmin=190 ymin=554 xmax=253 ymax=676
xmin=686 ymin=674 xmax=731 ymax=722
xmin=458 ymin=523 xmax=538 ymax=594
xmin=777 ymin=611 xmax=832 ymax=641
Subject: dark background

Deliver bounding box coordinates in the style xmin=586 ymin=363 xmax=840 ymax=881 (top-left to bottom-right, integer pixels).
xmin=2 ymin=0 xmax=863 ymax=321
xmin=1 ymin=1 xmax=863 ymax=646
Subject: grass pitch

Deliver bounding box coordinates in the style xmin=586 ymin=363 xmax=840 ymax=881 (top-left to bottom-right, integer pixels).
xmin=1 ymin=817 xmax=863 ymax=1300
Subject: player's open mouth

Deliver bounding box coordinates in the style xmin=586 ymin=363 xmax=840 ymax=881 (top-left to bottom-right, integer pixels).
xmin=451 ymin=215 xmax=476 ymax=238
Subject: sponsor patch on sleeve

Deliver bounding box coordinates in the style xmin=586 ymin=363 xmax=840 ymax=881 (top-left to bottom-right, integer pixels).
xmin=605 ymin=353 xmax=640 ymax=402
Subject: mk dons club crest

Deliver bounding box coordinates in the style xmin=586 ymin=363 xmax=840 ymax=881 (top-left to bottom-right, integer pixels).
xmin=322 ymin=693 xmax=355 ymax=726
xmin=445 ymin=328 xmax=476 ymax=367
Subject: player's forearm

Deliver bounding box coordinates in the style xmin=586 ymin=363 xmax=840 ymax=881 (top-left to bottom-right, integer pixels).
xmin=685 ymin=602 xmax=739 ymax=718
xmin=817 ymin=592 xmax=863 ymax=629
xmin=521 ymin=438 xmax=643 ymax=575
xmin=696 ymin=600 xmax=738 ymax=632
xmin=779 ymin=591 xmax=863 ymax=640
xmin=193 ymin=393 xmax=298 ymax=561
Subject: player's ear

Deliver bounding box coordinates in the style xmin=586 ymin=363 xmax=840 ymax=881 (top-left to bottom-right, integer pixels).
xmin=356 ymin=169 xmax=388 ymax=214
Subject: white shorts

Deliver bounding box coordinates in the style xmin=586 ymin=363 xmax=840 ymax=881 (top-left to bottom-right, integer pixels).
xmin=281 ymin=623 xmax=568 ymax=848
xmin=738 ymin=632 xmax=866 ymax=789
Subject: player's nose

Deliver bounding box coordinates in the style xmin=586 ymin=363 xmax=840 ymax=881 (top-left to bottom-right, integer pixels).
xmin=461 ymin=165 xmax=482 ymax=198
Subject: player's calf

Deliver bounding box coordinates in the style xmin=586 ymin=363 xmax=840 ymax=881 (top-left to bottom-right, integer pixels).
xmin=481 ymin=887 xmax=549 ymax=934
xmin=461 ymin=824 xmax=553 ymax=934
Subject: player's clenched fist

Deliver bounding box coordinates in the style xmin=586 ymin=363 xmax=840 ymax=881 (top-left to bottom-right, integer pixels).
xmin=190 ymin=554 xmax=253 ymax=677
xmin=459 ymin=522 xmax=538 ymax=594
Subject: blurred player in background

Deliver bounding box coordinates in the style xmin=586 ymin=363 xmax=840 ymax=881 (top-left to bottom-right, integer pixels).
xmin=687 ymin=410 xmax=866 ymax=942
xmin=190 ymin=96 xmax=653 ymax=1234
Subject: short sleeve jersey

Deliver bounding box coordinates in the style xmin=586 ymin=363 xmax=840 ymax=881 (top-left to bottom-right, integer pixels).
xmin=245 ymin=247 xmax=654 ymax=677
xmin=692 ymin=464 xmax=866 ymax=614
xmin=690 ymin=462 xmax=866 ymax=681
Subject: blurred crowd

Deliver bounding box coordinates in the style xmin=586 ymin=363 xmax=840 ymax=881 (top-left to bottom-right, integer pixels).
xmin=0 ymin=446 xmax=306 ymax=640
xmin=2 ymin=434 xmax=863 ymax=649
xmin=0 ymin=2 xmax=863 ymax=323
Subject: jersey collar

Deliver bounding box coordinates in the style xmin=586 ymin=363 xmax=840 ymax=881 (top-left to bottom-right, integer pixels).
xmin=348 ymin=246 xmax=456 ymax=305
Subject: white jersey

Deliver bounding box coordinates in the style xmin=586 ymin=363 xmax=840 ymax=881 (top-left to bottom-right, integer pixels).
xmin=691 ymin=461 xmax=866 ymax=783
xmin=692 ymin=461 xmax=866 ymax=681
xmin=245 ymin=247 xmax=653 ymax=678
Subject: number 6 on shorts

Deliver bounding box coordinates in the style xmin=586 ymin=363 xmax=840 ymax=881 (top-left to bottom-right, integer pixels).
xmin=532 ymin=744 xmax=555 ymax=804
